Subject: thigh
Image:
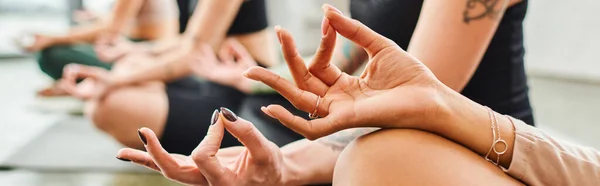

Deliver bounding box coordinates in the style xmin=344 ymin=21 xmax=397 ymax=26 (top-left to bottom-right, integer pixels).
xmin=334 ymin=129 xmax=523 ymax=186
xmin=87 ymin=84 xmax=169 ymax=149
xmin=37 ymin=44 xmax=110 ymax=80
xmin=160 ymin=79 xmax=247 ymax=155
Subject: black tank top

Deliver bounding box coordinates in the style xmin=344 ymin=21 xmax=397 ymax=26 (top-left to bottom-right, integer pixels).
xmin=179 ymin=0 xmax=268 ymax=35
xmin=350 ymin=0 xmax=534 ymax=125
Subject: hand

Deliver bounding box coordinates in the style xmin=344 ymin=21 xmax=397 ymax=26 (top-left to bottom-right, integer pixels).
xmin=94 ymin=35 xmax=136 ymax=63
xmin=117 ymin=108 xmax=297 ymax=186
xmin=60 ymin=64 xmax=118 ymax=100
xmin=244 ymin=4 xmax=452 ymax=140
xmin=190 ymin=39 xmax=257 ymax=93
xmin=19 ymin=34 xmax=55 ymax=52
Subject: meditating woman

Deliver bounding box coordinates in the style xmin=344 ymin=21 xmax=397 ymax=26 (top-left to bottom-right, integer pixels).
xmin=66 ymin=0 xmax=535 ymax=156
xmin=117 ymin=5 xmax=600 ymax=185
xmin=21 ymin=0 xmax=179 ymax=96
xmin=60 ymin=0 xmax=299 ymax=155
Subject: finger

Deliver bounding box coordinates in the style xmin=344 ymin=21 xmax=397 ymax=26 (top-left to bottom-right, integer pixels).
xmin=138 ymin=127 xmax=181 ymax=173
xmin=323 ymin=4 xmax=395 ymax=56
xmin=226 ymin=39 xmax=256 ymax=67
xmin=218 ymin=107 xmax=274 ymax=163
xmin=191 ymin=110 xmax=229 ymax=183
xmin=275 ymin=26 xmax=329 ymax=96
xmin=117 ymin=148 xmax=160 ymax=172
xmin=262 ymin=104 xmax=341 ymax=140
xmin=198 ymin=43 xmax=220 ymax=63
xmin=217 ymin=40 xmax=234 ymax=64
xmin=244 ymin=67 xmax=328 ymax=113
xmin=64 ymin=64 xmax=108 ymax=82
xmin=308 ymin=16 xmax=343 ymax=86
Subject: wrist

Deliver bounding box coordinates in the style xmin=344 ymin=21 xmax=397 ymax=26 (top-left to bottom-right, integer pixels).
xmin=280 ymin=156 xmax=308 ymax=186
xmin=280 ymin=140 xmax=336 ymax=185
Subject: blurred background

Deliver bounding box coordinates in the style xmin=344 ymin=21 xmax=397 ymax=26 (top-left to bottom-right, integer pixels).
xmin=0 ymin=0 xmax=599 ymax=185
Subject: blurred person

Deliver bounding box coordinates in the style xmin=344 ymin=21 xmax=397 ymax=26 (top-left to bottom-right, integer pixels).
xmin=180 ymin=0 xmax=535 ymax=125
xmin=118 ymin=5 xmax=600 ymax=185
xmin=60 ymin=0 xmax=303 ymax=156
xmin=67 ymin=0 xmax=533 ymax=156
xmin=18 ymin=0 xmax=179 ymax=97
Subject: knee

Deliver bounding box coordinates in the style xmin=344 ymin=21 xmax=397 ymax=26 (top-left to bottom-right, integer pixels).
xmin=337 ymin=129 xmax=438 ymax=166
xmin=333 ymin=129 xmax=444 ymax=185
xmin=37 ymin=46 xmax=71 ymax=79
xmin=86 ymin=92 xmax=122 ymax=132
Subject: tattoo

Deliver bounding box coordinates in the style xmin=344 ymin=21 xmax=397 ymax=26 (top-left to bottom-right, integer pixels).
xmin=317 ymin=128 xmax=379 ymax=151
xmin=463 ymin=0 xmax=508 ymax=24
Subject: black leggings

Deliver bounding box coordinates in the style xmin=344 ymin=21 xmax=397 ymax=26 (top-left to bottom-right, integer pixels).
xmin=160 ymin=77 xmax=304 ymax=155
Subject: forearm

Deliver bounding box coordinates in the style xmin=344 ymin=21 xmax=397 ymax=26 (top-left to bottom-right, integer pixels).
xmin=184 ymin=0 xmax=244 ymax=50
xmin=281 ymin=128 xmax=378 ymax=185
xmin=113 ymin=49 xmax=192 ymax=85
xmin=407 ymin=0 xmax=509 ymax=91
xmin=106 ymin=0 xmax=144 ymax=35
xmin=49 ymin=23 xmax=108 ymax=45
xmin=436 ymin=86 xmax=600 ymax=185
xmin=435 ymin=89 xmax=516 ymax=169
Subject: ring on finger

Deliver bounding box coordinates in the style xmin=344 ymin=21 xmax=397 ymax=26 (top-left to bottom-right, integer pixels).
xmin=309 ymin=96 xmax=321 ymax=119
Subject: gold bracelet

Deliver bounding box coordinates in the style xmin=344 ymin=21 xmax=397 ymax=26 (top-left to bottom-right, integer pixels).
xmin=484 ymin=107 xmax=508 ymax=168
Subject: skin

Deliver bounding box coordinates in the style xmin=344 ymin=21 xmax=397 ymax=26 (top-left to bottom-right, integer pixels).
xmin=60 ymin=0 xmax=277 ymax=150
xmin=24 ymin=0 xmax=178 ymax=52
xmin=114 ymin=4 xmax=531 ymax=185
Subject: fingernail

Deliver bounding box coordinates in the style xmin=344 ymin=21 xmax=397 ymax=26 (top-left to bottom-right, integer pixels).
xmin=323 ymin=4 xmax=343 ymax=15
xmin=220 ymin=107 xmax=238 ymax=122
xmin=211 ymin=109 xmax=219 ymax=125
xmin=274 ymin=25 xmax=282 ymax=44
xmin=261 ymin=106 xmax=275 ymax=118
xmin=321 ymin=17 xmax=330 ymax=36
xmin=137 ymin=129 xmax=147 ymax=145
xmin=116 ymin=157 xmax=131 ymax=162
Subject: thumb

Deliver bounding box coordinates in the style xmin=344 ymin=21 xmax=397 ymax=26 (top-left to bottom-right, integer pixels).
xmin=218 ymin=107 xmax=276 ymax=163
xmin=322 ymin=4 xmax=395 ymax=57
xmin=191 ymin=109 xmax=228 ymax=181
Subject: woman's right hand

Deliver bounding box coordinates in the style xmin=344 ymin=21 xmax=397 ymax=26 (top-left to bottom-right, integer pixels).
xmin=189 ymin=39 xmax=257 ymax=93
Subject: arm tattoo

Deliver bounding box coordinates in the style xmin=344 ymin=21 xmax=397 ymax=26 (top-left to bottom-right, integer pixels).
xmin=463 ymin=0 xmax=508 ymax=24
xmin=317 ymin=128 xmax=379 ymax=151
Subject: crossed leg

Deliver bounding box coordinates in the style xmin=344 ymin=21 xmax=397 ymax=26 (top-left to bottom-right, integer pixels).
xmin=334 ymin=129 xmax=523 ymax=186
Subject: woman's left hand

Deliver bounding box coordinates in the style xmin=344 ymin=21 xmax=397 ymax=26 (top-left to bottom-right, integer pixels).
xmin=190 ymin=39 xmax=257 ymax=93
xmin=244 ymin=4 xmax=454 ymax=140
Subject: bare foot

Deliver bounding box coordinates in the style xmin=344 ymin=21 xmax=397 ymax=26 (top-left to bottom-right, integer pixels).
xmin=37 ymin=84 xmax=69 ymax=97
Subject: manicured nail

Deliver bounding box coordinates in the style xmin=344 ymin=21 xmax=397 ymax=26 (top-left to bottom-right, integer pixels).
xmin=274 ymin=25 xmax=282 ymax=44
xmin=137 ymin=129 xmax=147 ymax=145
xmin=321 ymin=17 xmax=330 ymax=36
xmin=211 ymin=109 xmax=219 ymax=125
xmin=261 ymin=106 xmax=275 ymax=118
xmin=220 ymin=107 xmax=238 ymax=122
xmin=116 ymin=157 xmax=131 ymax=162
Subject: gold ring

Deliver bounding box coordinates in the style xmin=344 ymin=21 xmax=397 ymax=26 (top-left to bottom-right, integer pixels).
xmin=308 ymin=96 xmax=321 ymax=119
